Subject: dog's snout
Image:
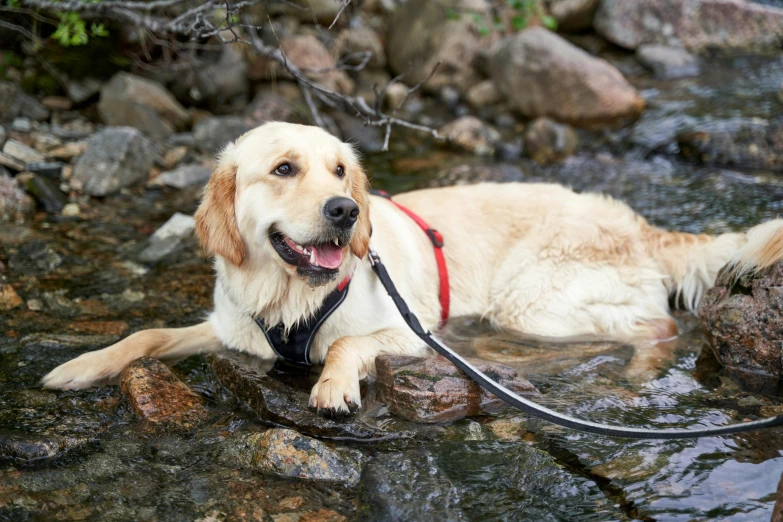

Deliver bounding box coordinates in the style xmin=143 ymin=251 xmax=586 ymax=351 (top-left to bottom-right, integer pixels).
xmin=323 ymin=197 xmax=359 ymax=229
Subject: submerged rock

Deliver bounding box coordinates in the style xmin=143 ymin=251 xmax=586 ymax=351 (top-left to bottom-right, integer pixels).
xmin=490 ymin=27 xmax=645 ymax=127
xmin=594 ymin=0 xmax=783 ymax=53
xmin=98 ymin=72 xmax=189 ymax=141
xmin=137 ymin=212 xmax=196 ymax=263
xmin=72 ymin=127 xmax=156 ymax=196
xmin=375 ymin=355 xmax=537 ymax=423
xmin=20 ymin=173 xmax=67 ymax=214
xmin=439 ymin=116 xmax=500 ymax=156
xmin=120 ymin=357 xmax=208 ymax=430
xmin=427 ymin=163 xmax=525 ymax=188
xmin=8 ymin=240 xmax=62 ymax=275
xmin=677 ymin=117 xmax=783 ymax=171
xmin=700 ymin=261 xmax=783 ymax=389
xmin=212 ymin=352 xmax=409 ymax=440
xmin=0 ymin=284 xmax=23 ymax=310
xmin=387 ymin=0 xmax=495 ymax=93
xmin=636 ymin=45 xmax=700 ymax=80
xmin=223 ymin=429 xmax=364 ymax=486
xmin=524 ymin=117 xmax=579 ymax=164
xmin=0 ymin=430 xmax=94 ymax=467
xmin=0 ymin=173 xmax=35 ymax=222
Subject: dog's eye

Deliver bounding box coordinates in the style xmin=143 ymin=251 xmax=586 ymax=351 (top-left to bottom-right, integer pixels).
xmin=335 ymin=165 xmax=345 ymax=179
xmin=274 ymin=163 xmax=293 ymax=176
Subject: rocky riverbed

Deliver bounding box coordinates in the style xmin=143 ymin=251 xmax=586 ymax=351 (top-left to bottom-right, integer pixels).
xmin=2 ymin=0 xmax=783 ymax=520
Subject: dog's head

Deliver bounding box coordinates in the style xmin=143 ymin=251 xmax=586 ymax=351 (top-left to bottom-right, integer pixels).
xmin=195 ymin=122 xmax=371 ymax=287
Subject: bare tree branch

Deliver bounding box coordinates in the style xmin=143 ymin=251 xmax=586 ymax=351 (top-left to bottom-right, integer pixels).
xmin=328 ymin=0 xmax=351 ymax=30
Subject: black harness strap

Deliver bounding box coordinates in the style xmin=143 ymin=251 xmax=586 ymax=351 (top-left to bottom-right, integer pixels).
xmin=255 ymin=280 xmax=351 ymax=365
xmin=368 ymin=248 xmax=783 ymax=439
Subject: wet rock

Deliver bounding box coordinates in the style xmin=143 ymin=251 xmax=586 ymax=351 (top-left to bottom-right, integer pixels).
xmin=20 ymin=173 xmax=66 ymax=214
xmin=677 ymin=117 xmax=783 ymax=171
xmin=0 ymin=173 xmax=35 ymax=222
xmin=98 ymin=72 xmax=189 ymax=141
xmin=0 ymin=430 xmax=93 ymax=467
xmin=387 ymin=0 xmax=496 ymax=93
xmin=150 ymin=165 xmax=211 ymax=189
xmin=212 ymin=352 xmax=408 ymax=439
xmin=0 ymin=284 xmax=23 ymax=310
xmin=193 ymin=116 xmax=254 ymax=154
xmin=0 ymin=81 xmax=49 ymax=121
xmin=120 ymin=357 xmax=208 ymax=430
xmin=137 ymin=212 xmax=196 ymax=263
xmin=72 ymin=127 xmax=156 ymax=196
xmin=594 ymin=0 xmax=783 ymax=53
xmin=223 ymin=429 xmax=364 ymax=486
xmin=524 ymin=117 xmax=579 ymax=164
xmin=244 ymin=92 xmax=301 ymax=124
xmin=8 ymin=240 xmax=62 ymax=274
xmin=375 ymin=355 xmax=537 ymax=423
xmin=3 ymin=139 xmax=44 ymax=165
xmin=466 ymin=80 xmax=501 ymax=108
xmin=333 ymin=113 xmax=384 ymax=153
xmin=439 ymin=116 xmax=500 ymax=156
xmin=335 ymin=26 xmax=386 ymax=69
xmin=700 ymin=261 xmax=783 ymax=385
xmin=630 ymin=113 xmax=697 ymax=152
xmin=68 ymin=321 xmax=129 ymax=336
xmin=490 ymin=27 xmax=645 ymax=127
xmin=169 ymin=45 xmax=250 ymax=114
xmin=549 ymin=0 xmax=600 ymax=31
xmin=636 ymin=45 xmax=700 ymax=79
xmin=427 ymin=163 xmax=525 ymax=187
xmin=360 ymin=450 xmax=466 ymax=521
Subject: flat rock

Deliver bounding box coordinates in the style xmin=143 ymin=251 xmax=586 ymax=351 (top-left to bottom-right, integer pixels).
xmin=211 ymin=351 xmax=410 ymax=440
xmin=137 ymin=212 xmax=196 ymax=263
xmin=193 ymin=116 xmax=254 ymax=154
xmin=490 ymin=28 xmax=645 ymax=127
xmin=524 ymin=117 xmax=579 ymax=164
xmin=387 ymin=0 xmax=496 ymax=93
xmin=0 ymin=173 xmax=35 ymax=222
xmin=119 ymin=357 xmax=208 ymax=430
xmin=439 ymin=116 xmax=500 ymax=156
xmin=72 ymin=127 xmax=156 ymax=196
xmin=3 ymin=139 xmax=44 ymax=165
xmin=636 ymin=45 xmax=700 ymax=79
xmin=149 ymin=165 xmax=211 ymax=189
xmin=677 ymin=117 xmax=783 ymax=171
xmin=700 ymin=261 xmax=783 ymax=391
xmin=594 ymin=0 xmax=783 ymax=53
xmin=222 ymin=428 xmax=364 ymax=486
xmin=375 ymin=355 xmax=538 ymax=423
xmin=0 ymin=81 xmax=49 ymax=121
xmin=98 ymin=72 xmax=189 ymax=141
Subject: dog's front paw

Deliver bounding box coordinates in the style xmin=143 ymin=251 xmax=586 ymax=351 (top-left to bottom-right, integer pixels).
xmin=40 ymin=350 xmax=124 ymax=390
xmin=309 ymin=375 xmax=361 ymax=418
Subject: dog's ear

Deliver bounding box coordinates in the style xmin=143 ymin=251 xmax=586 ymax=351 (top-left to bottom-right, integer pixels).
xmin=349 ymin=166 xmax=371 ymax=259
xmin=194 ymin=162 xmax=245 ymax=266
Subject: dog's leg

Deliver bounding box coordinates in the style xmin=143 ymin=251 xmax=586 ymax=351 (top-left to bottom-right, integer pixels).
xmin=309 ymin=328 xmax=426 ymax=417
xmin=41 ymin=321 xmax=222 ymax=390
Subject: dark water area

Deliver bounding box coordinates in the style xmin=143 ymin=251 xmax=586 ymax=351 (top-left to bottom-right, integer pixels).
xmin=2 ymin=53 xmax=783 ymax=521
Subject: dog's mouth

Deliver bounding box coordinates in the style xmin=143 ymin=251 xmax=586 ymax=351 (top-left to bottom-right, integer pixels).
xmin=269 ymin=230 xmax=347 ymax=273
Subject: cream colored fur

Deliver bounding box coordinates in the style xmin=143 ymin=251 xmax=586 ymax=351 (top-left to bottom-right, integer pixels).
xmin=42 ymin=123 xmax=783 ymax=416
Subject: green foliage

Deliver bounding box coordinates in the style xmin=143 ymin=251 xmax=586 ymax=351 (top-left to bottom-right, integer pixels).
xmin=506 ymin=0 xmax=558 ymax=32
xmin=6 ymin=0 xmax=21 ymax=8
xmin=51 ymin=12 xmax=109 ymax=47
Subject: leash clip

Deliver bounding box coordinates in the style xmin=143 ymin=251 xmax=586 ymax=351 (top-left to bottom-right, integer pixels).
xmin=368 ymin=248 xmax=380 ymax=267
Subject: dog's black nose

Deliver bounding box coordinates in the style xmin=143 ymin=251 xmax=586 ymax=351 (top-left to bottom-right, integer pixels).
xmin=323 ymin=197 xmax=359 ymax=229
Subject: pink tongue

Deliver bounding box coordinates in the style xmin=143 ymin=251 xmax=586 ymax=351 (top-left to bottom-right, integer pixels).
xmin=313 ymin=243 xmax=343 ymax=269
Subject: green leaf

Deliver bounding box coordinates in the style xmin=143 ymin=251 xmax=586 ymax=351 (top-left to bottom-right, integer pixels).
xmin=90 ymin=23 xmax=109 ymax=37
xmin=446 ymin=8 xmax=460 ymax=20
xmin=511 ymin=14 xmax=527 ymax=31
xmin=542 ymin=15 xmax=558 ymax=30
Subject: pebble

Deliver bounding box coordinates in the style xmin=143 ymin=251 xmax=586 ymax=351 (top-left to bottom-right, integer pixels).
xmin=3 ymin=139 xmax=45 ymax=164
xmin=48 ymin=141 xmax=86 ymax=161
xmin=61 ymin=203 xmax=80 ymax=217
xmin=26 ymin=298 xmax=44 ymax=311
xmin=0 ymin=284 xmax=24 ymax=310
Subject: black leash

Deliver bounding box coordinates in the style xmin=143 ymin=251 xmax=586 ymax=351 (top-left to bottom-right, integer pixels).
xmin=368 ymin=248 xmax=783 ymax=439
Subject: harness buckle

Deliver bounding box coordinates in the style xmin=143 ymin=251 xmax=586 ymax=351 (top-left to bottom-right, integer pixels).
xmin=426 ymin=229 xmax=444 ymax=248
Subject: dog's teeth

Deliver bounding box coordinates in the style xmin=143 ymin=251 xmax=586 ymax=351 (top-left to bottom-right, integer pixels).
xmin=333 ymin=238 xmax=339 ymax=247
xmin=309 ymin=250 xmax=316 ymax=265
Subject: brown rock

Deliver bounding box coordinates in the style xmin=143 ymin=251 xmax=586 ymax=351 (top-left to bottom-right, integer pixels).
xmin=41 ymin=96 xmax=73 ymax=111
xmin=375 ymin=355 xmax=538 ymax=423
xmin=161 ymin=146 xmax=188 ymax=170
xmin=335 ymin=27 xmax=386 ymax=69
xmin=439 ymin=116 xmax=500 ymax=155
xmin=280 ymin=35 xmax=354 ymax=95
xmin=490 ymin=28 xmax=645 ymax=127
xmin=594 ymin=0 xmax=783 ymax=53
xmin=466 ymin=80 xmax=501 ymax=108
xmin=699 ymin=261 xmax=783 ymax=389
xmin=773 ymin=472 xmax=783 ymax=522
xmin=48 ymin=141 xmax=86 ymax=161
xmin=119 ymin=357 xmax=207 ymax=430
xmin=525 ymin=117 xmax=579 ymax=164
xmin=549 ymin=0 xmax=600 ymax=31
xmin=0 ymin=285 xmax=23 ymax=311
xmin=68 ymin=321 xmax=129 ymax=336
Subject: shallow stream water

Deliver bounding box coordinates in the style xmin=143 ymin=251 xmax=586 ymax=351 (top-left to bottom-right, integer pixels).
xmin=1 ymin=54 xmax=783 ymax=521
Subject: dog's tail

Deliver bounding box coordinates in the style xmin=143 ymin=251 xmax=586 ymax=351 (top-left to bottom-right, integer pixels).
xmin=647 ymin=219 xmax=783 ymax=313
xmin=41 ymin=321 xmax=222 ymax=390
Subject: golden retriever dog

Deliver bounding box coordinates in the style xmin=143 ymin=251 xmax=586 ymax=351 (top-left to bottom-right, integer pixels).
xmin=42 ymin=122 xmax=783 ymax=416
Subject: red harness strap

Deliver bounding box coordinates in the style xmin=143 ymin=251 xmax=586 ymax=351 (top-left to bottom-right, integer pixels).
xmin=372 ymin=190 xmax=450 ymax=328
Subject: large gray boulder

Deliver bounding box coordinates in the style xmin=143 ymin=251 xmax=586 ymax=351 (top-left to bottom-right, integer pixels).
xmin=387 ymin=0 xmax=496 ymax=93
xmin=489 ymin=27 xmax=645 ymax=127
xmin=0 ymin=82 xmax=49 ymax=122
xmin=72 ymin=127 xmax=156 ymax=196
xmin=594 ymin=0 xmax=783 ymax=53
xmin=98 ymin=73 xmax=189 ymax=141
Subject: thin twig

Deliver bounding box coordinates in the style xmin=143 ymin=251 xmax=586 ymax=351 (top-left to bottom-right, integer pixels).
xmin=327 ymin=0 xmax=351 ymax=30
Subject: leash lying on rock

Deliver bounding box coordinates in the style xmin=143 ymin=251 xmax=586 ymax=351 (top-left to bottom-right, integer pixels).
xmin=368 ymin=248 xmax=783 ymax=440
